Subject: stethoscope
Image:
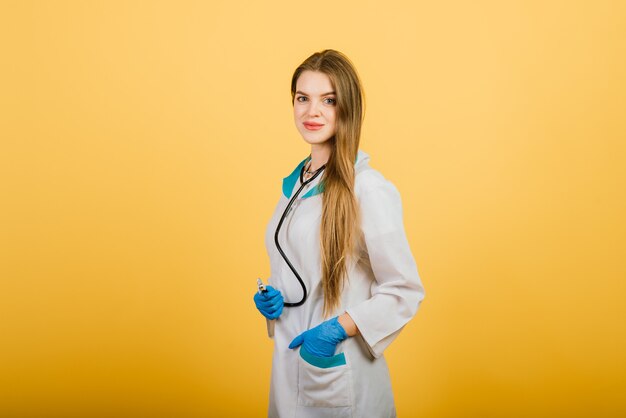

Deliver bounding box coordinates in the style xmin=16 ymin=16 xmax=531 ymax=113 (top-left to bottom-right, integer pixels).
xmin=274 ymin=160 xmax=326 ymax=307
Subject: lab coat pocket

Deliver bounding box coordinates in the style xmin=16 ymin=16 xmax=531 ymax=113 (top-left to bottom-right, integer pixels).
xmin=297 ymin=346 xmax=354 ymax=409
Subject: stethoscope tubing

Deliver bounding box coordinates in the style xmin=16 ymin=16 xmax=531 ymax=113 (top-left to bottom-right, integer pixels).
xmin=274 ymin=162 xmax=326 ymax=307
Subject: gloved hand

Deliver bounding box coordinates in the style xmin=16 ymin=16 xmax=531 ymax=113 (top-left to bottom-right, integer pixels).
xmin=253 ymin=286 xmax=284 ymax=320
xmin=288 ymin=316 xmax=348 ymax=357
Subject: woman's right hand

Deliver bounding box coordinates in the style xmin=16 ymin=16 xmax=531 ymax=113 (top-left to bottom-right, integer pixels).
xmin=253 ymin=286 xmax=284 ymax=320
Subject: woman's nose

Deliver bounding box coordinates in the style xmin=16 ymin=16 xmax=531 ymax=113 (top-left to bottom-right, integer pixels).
xmin=307 ymin=100 xmax=321 ymax=116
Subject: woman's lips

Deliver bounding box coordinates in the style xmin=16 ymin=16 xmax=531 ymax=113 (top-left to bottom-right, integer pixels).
xmin=304 ymin=122 xmax=324 ymax=131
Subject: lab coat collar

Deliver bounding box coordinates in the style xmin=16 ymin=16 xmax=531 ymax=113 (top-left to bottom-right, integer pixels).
xmin=282 ymin=150 xmax=369 ymax=199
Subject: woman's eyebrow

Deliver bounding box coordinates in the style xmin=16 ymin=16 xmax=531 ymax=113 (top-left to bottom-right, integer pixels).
xmin=295 ymin=90 xmax=336 ymax=96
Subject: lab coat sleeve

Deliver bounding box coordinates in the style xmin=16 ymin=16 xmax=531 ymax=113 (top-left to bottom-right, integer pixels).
xmin=346 ymin=175 xmax=425 ymax=358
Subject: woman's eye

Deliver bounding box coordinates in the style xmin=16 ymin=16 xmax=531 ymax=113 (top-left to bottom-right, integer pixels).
xmin=324 ymin=97 xmax=336 ymax=105
xmin=296 ymin=96 xmax=307 ymax=102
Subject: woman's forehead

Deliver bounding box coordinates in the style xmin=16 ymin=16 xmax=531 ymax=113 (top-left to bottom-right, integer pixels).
xmin=296 ymin=71 xmax=335 ymax=94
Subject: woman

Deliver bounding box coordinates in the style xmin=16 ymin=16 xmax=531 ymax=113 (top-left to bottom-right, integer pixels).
xmin=254 ymin=49 xmax=425 ymax=418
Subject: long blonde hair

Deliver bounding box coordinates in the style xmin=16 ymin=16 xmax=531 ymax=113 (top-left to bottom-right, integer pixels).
xmin=290 ymin=49 xmax=365 ymax=317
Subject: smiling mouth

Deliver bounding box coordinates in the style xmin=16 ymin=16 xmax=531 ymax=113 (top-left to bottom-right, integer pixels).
xmin=304 ymin=123 xmax=324 ymax=131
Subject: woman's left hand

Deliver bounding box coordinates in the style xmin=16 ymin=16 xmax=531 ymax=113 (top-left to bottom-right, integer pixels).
xmin=288 ymin=316 xmax=348 ymax=357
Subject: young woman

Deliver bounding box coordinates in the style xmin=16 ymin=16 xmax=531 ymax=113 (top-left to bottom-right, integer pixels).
xmin=254 ymin=49 xmax=425 ymax=418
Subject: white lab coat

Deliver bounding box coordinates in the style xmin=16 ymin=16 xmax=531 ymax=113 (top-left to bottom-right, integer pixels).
xmin=264 ymin=150 xmax=425 ymax=418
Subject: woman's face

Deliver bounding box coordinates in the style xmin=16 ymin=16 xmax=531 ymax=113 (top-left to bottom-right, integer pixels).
xmin=293 ymin=70 xmax=337 ymax=147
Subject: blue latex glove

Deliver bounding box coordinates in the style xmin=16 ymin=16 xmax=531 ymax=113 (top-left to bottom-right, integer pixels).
xmin=253 ymin=286 xmax=284 ymax=320
xmin=288 ymin=316 xmax=348 ymax=357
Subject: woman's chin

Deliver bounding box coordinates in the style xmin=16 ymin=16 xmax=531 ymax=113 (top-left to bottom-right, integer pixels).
xmin=300 ymin=134 xmax=332 ymax=146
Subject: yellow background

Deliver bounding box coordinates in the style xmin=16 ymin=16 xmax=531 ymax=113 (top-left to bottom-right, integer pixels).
xmin=1 ymin=1 xmax=625 ymax=417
